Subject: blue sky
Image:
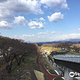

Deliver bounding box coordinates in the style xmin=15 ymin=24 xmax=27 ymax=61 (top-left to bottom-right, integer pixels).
xmin=0 ymin=0 xmax=80 ymax=42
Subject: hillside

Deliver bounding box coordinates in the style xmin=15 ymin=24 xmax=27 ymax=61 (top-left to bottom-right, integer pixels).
xmin=0 ymin=36 xmax=45 ymax=80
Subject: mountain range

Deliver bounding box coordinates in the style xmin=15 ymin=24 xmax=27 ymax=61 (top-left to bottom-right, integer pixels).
xmin=36 ymin=38 xmax=80 ymax=45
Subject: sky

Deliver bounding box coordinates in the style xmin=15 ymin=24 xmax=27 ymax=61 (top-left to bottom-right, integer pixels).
xmin=0 ymin=0 xmax=80 ymax=42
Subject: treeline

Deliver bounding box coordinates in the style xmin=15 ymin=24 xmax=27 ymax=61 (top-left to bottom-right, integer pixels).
xmin=0 ymin=36 xmax=38 ymax=73
xmin=42 ymin=43 xmax=71 ymax=49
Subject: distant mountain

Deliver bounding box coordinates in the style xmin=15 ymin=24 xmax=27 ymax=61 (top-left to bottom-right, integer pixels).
xmin=66 ymin=39 xmax=80 ymax=42
xmin=36 ymin=38 xmax=80 ymax=45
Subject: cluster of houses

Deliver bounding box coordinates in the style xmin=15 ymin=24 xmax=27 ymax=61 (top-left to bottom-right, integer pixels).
xmin=70 ymin=44 xmax=80 ymax=53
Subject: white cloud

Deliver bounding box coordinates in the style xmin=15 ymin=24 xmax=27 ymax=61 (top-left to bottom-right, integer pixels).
xmin=78 ymin=28 xmax=80 ymax=30
xmin=37 ymin=33 xmax=80 ymax=42
xmin=28 ymin=21 xmax=44 ymax=29
xmin=38 ymin=32 xmax=48 ymax=35
xmin=75 ymin=28 xmax=80 ymax=31
xmin=54 ymin=33 xmax=80 ymax=41
xmin=14 ymin=16 xmax=27 ymax=25
xmin=14 ymin=34 xmax=51 ymax=42
xmin=0 ymin=21 xmax=12 ymax=29
xmin=48 ymin=12 xmax=64 ymax=22
xmin=51 ymin=31 xmax=56 ymax=34
xmin=14 ymin=34 xmax=40 ymax=42
xmin=41 ymin=0 xmax=68 ymax=9
xmin=0 ymin=0 xmax=43 ymax=20
xmin=21 ymin=34 xmax=35 ymax=37
xmin=38 ymin=31 xmax=57 ymax=36
xmin=34 ymin=17 xmax=45 ymax=22
xmin=0 ymin=0 xmax=69 ymax=21
xmin=13 ymin=33 xmax=80 ymax=42
xmin=40 ymin=17 xmax=45 ymax=21
xmin=0 ymin=10 xmax=13 ymax=20
xmin=44 ymin=5 xmax=48 ymax=9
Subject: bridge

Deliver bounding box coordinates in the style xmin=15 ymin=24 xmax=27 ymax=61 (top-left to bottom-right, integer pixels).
xmin=54 ymin=54 xmax=80 ymax=72
xmin=54 ymin=55 xmax=80 ymax=63
xmin=53 ymin=54 xmax=80 ymax=80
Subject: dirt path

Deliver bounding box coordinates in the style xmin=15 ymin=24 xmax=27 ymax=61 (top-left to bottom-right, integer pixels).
xmin=38 ymin=50 xmax=62 ymax=80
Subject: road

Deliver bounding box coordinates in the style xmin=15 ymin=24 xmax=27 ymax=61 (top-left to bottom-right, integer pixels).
xmin=38 ymin=50 xmax=62 ymax=80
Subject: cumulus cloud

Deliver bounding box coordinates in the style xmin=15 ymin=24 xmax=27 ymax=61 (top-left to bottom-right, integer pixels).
xmin=44 ymin=5 xmax=48 ymax=9
xmin=51 ymin=31 xmax=56 ymax=34
xmin=14 ymin=16 xmax=27 ymax=25
xmin=75 ymin=28 xmax=80 ymax=31
xmin=41 ymin=0 xmax=68 ymax=9
xmin=38 ymin=32 xmax=48 ymax=35
xmin=34 ymin=17 xmax=45 ymax=22
xmin=0 ymin=0 xmax=68 ymax=21
xmin=28 ymin=21 xmax=44 ymax=29
xmin=38 ymin=31 xmax=56 ymax=35
xmin=40 ymin=17 xmax=45 ymax=21
xmin=0 ymin=0 xmax=43 ymax=20
xmin=48 ymin=12 xmax=64 ymax=22
xmin=0 ymin=21 xmax=12 ymax=29
xmin=0 ymin=10 xmax=13 ymax=20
